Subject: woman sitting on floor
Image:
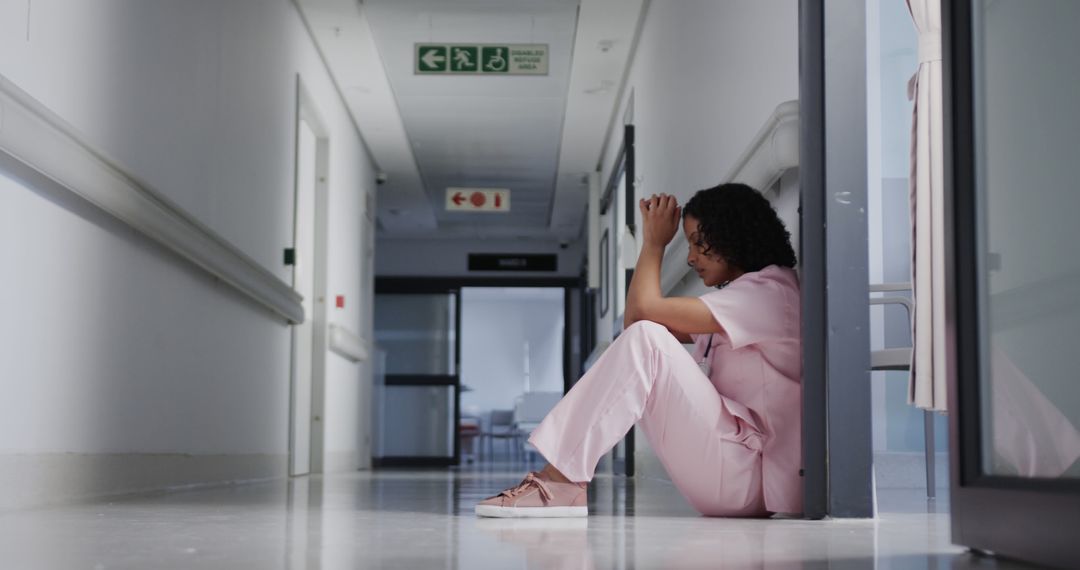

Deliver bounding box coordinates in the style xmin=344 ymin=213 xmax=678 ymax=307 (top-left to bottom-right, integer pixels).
xmin=476 ymin=182 xmax=802 ymax=518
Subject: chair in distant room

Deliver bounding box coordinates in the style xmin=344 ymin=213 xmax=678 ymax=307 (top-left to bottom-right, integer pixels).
xmin=482 ymin=409 xmax=519 ymax=463
xmin=513 ymin=391 xmax=563 ymax=463
xmin=458 ymin=415 xmax=481 ymax=464
xmin=870 ymin=282 xmax=937 ymax=498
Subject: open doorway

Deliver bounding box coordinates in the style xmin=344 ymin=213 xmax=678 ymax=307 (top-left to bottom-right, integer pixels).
xmin=866 ymin=0 xmax=949 ymax=508
xmin=289 ymin=77 xmax=330 ymax=477
xmin=459 ymin=287 xmax=567 ymax=469
xmin=371 ymin=278 xmax=578 ymax=469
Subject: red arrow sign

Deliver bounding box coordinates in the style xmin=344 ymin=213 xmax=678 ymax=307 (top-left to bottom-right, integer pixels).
xmin=446 ymin=188 xmax=510 ymax=212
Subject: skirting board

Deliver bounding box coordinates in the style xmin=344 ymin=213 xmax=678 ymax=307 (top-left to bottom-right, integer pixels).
xmin=0 ymin=453 xmax=288 ymax=511
xmin=322 ymin=450 xmax=362 ymax=473
xmin=873 ymin=451 xmax=949 ymax=490
xmin=0 ymin=74 xmax=304 ymax=324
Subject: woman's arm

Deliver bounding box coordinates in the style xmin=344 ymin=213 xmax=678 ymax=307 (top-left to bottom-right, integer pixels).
xmin=623 ymin=195 xmax=726 ymax=338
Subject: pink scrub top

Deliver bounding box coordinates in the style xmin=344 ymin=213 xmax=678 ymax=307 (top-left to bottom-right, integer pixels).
xmin=690 ymin=264 xmax=803 ymax=514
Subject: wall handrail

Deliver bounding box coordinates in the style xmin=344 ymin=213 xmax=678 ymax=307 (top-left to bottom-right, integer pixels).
xmin=0 ymin=74 xmax=304 ymax=324
xmin=660 ymin=100 xmax=799 ymax=294
xmin=329 ymin=324 xmax=368 ymax=363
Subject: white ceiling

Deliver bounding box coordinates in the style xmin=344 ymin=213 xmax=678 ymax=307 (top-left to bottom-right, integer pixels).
xmin=297 ymin=0 xmax=645 ymax=243
xmin=365 ymin=0 xmax=577 ymax=235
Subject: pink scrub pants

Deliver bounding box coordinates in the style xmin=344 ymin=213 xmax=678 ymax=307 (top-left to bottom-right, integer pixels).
xmin=528 ymin=321 xmax=769 ymax=517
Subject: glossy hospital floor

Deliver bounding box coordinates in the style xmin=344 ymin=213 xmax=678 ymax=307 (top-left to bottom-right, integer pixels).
xmin=0 ymin=465 xmax=1042 ymax=569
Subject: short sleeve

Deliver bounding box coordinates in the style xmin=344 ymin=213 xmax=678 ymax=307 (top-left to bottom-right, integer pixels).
xmin=698 ymin=271 xmax=795 ymax=349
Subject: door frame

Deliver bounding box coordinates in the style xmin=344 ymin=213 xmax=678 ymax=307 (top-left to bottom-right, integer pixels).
xmin=798 ymin=0 xmax=875 ymax=518
xmin=374 ymin=277 xmax=579 ymax=467
xmin=945 ymin=1 xmax=1080 ymax=565
xmin=372 ymin=285 xmax=461 ymax=467
xmin=289 ymin=75 xmax=331 ymax=476
xmin=601 ymin=125 xmax=637 ymax=477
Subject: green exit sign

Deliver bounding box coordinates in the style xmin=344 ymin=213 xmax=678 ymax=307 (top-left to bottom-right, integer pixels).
xmin=415 ymin=44 xmax=549 ymax=75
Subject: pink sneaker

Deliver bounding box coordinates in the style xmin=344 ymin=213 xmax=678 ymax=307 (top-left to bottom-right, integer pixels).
xmin=475 ymin=472 xmax=588 ymax=518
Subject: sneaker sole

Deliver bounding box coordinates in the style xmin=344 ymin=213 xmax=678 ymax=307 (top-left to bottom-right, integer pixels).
xmin=474 ymin=505 xmax=588 ymax=518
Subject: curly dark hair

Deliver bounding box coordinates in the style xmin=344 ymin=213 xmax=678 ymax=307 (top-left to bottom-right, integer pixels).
xmin=681 ymin=182 xmax=797 ymax=273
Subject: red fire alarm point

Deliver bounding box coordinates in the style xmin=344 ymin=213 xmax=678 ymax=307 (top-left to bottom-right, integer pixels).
xmin=335 ymin=295 xmax=345 ymax=308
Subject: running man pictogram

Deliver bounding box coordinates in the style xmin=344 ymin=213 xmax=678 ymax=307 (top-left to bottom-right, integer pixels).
xmin=451 ymin=46 xmax=478 ymax=72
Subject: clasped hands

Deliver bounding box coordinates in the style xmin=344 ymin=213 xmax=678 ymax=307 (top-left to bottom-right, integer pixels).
xmin=638 ymin=193 xmax=681 ymax=250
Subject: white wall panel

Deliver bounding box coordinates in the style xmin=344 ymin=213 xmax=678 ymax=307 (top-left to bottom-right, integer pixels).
xmin=0 ymin=0 xmax=376 ymax=507
xmin=599 ymin=0 xmax=799 ymax=208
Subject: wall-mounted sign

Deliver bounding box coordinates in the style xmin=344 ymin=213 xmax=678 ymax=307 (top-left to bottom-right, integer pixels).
xmin=446 ymin=188 xmax=511 ymax=213
xmin=468 ymin=254 xmax=557 ymax=272
xmin=416 ymin=44 xmax=549 ymax=75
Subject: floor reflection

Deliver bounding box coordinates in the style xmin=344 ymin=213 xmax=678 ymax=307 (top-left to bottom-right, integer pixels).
xmin=474 ymin=518 xmax=594 ymax=570
xmin=0 ymin=468 xmax=1047 ymax=569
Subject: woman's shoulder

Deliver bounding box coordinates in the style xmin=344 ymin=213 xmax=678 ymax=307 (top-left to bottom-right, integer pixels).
xmin=697 ymin=266 xmax=799 ymax=318
xmin=722 ymin=265 xmax=799 ymax=294
xmin=757 ymin=265 xmax=800 ymax=289
xmin=696 ymin=265 xmax=800 ymax=347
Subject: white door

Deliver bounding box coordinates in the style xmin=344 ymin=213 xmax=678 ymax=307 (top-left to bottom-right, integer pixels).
xmin=290 ymin=119 xmax=318 ymax=476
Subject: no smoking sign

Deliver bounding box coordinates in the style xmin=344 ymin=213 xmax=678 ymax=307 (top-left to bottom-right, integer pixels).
xmin=445 ymin=187 xmax=511 ymax=213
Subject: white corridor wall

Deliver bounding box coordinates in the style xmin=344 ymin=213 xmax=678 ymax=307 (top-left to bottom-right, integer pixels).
xmin=595 ymin=0 xmax=799 ymax=344
xmin=0 ymin=0 xmax=376 ymax=508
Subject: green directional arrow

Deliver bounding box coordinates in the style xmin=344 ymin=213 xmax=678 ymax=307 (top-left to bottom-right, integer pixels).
xmin=417 ymin=45 xmax=448 ymax=73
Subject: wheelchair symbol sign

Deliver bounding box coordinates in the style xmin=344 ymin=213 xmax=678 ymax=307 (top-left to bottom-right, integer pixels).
xmin=481 ymin=47 xmax=509 ymax=73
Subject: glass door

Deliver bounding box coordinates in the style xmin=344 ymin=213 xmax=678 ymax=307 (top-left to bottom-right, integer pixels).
xmin=373 ymin=291 xmax=460 ymax=466
xmin=948 ymin=1 xmax=1080 ymax=566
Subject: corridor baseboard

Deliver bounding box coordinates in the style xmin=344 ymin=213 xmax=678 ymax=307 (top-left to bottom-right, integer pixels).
xmin=0 ymin=453 xmax=288 ymax=511
xmin=322 ymin=450 xmax=363 ymax=473
xmin=873 ymin=451 xmax=949 ymax=490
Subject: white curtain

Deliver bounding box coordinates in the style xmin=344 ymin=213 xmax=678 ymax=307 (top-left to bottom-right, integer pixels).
xmin=906 ymin=0 xmax=947 ymax=412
